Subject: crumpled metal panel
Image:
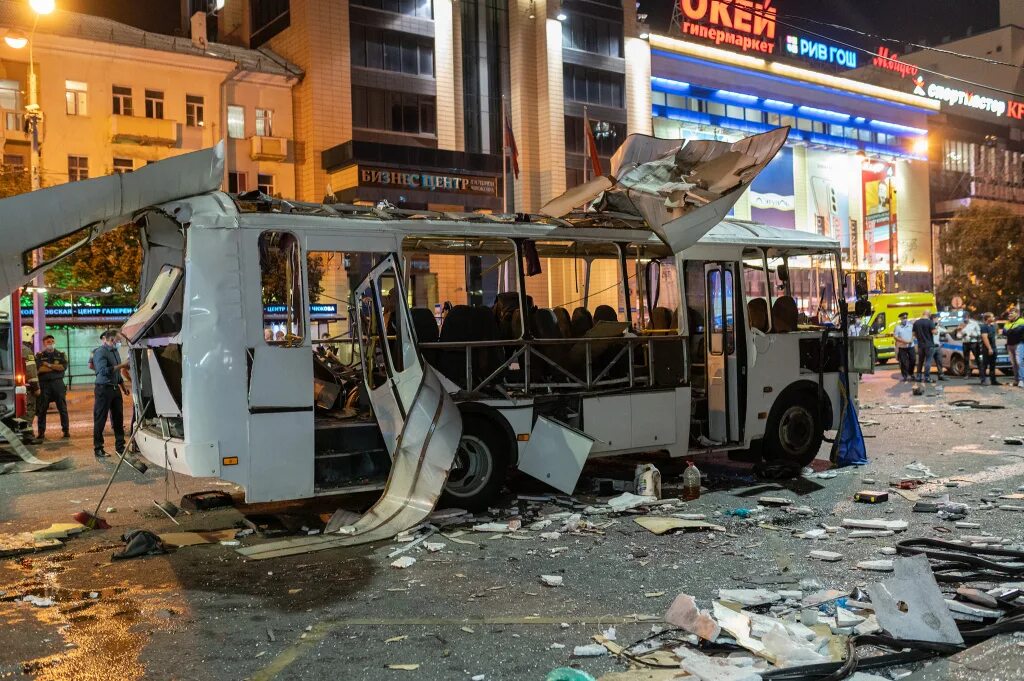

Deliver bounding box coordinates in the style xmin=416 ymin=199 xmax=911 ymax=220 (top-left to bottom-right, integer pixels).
xmin=540 ymin=127 xmax=790 ymax=253
xmin=866 ymin=554 xmax=964 ymax=645
xmin=0 ymin=143 xmax=224 ymax=295
xmin=236 ymin=365 xmax=461 ymax=558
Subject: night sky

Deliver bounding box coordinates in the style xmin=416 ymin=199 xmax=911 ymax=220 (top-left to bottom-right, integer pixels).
xmin=642 ymin=0 xmax=1002 ymax=50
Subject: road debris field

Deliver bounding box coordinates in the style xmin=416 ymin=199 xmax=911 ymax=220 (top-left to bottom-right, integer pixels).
xmin=3 ymin=371 xmax=1024 ymax=680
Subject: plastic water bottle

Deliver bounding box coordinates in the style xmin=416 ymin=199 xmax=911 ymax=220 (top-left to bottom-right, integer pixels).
xmin=682 ymin=461 xmax=701 ymax=501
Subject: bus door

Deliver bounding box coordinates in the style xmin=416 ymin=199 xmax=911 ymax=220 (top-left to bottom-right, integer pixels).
xmin=350 ymin=255 xmax=462 ymax=542
xmin=705 ymin=263 xmax=740 ymax=443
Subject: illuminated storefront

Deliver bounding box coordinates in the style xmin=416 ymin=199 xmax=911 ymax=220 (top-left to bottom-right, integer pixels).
xmin=649 ymin=28 xmax=939 ymax=292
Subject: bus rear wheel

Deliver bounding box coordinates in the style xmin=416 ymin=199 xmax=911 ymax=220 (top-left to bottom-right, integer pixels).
xmin=763 ymin=392 xmax=823 ymax=468
xmin=440 ymin=414 xmax=509 ymax=511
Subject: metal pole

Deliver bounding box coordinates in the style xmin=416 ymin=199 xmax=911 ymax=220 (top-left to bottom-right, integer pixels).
xmin=27 ymin=18 xmax=44 ymax=351
xmin=887 ymin=184 xmax=895 ymax=292
xmin=501 ymin=95 xmax=508 ymax=214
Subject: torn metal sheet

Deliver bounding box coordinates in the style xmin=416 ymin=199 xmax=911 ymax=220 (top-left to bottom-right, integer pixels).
xmin=517 ymin=415 xmax=593 ymax=494
xmin=0 ymin=419 xmax=73 ymax=472
xmin=237 ymin=366 xmax=461 ymax=560
xmin=539 ymin=127 xmax=790 ymax=253
xmin=865 ymin=554 xmax=964 ymax=645
xmin=0 ymin=143 xmax=224 ymax=294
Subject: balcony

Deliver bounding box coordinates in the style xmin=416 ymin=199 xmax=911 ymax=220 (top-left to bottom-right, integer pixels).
xmin=109 ymin=115 xmax=177 ymax=146
xmin=249 ymin=135 xmax=289 ymax=162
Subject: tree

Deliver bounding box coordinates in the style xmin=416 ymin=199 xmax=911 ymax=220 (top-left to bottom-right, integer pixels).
xmin=260 ymin=250 xmax=327 ymax=304
xmin=937 ymin=206 xmax=1024 ymax=314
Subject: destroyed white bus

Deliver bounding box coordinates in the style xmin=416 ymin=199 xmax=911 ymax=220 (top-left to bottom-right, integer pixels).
xmin=0 ymin=129 xmax=872 ymax=542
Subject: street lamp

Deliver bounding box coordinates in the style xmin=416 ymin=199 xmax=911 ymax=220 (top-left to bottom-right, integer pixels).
xmin=7 ymin=0 xmax=55 ymax=350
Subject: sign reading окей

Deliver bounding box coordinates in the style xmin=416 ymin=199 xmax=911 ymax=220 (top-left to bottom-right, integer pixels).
xmin=676 ymin=0 xmax=777 ymax=54
xmin=359 ymin=166 xmax=498 ymax=196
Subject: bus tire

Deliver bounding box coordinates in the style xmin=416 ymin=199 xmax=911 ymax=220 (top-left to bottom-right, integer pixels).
xmin=762 ymin=390 xmax=823 ymax=468
xmin=440 ymin=414 xmax=509 ymax=511
xmin=948 ymin=354 xmax=966 ymax=377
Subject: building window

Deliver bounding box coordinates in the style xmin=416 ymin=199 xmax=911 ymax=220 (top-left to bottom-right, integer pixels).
xmin=250 ymin=0 xmax=291 ymax=47
xmin=255 ymin=108 xmax=273 ymax=137
xmin=258 ymin=173 xmax=275 ymax=195
xmin=352 ymin=86 xmax=436 ymax=135
xmin=65 ymin=80 xmax=88 ymax=116
xmin=350 ymin=24 xmax=435 ymax=77
xmin=186 ymin=94 xmax=205 ymax=127
xmin=0 ymin=79 xmax=19 ymax=110
xmin=562 ymin=65 xmax=624 ymax=108
xmin=112 ymin=85 xmax=133 ymax=116
xmin=3 ymin=154 xmax=24 ymax=169
xmin=228 ymin=171 xmax=248 ymax=193
xmin=228 ymin=105 xmax=245 ymax=139
xmin=561 ymin=13 xmax=623 ymax=58
xmin=564 ymin=116 xmax=625 ymax=157
xmin=113 ymin=158 xmax=134 ymax=174
xmin=352 ymin=0 xmax=432 ymax=19
xmin=68 ymin=155 xmax=88 ymax=181
xmin=144 ymin=89 xmax=164 ymax=119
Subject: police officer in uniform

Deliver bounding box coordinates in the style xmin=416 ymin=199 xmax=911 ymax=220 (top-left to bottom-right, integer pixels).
xmin=35 ymin=334 xmax=70 ymax=439
xmin=92 ymin=329 xmax=128 ymax=458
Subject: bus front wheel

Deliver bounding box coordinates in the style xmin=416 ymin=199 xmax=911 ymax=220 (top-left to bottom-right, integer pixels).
xmin=440 ymin=414 xmax=509 ymax=511
xmin=763 ymin=392 xmax=823 ymax=468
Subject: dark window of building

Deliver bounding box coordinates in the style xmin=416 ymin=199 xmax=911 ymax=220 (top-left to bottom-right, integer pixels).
xmin=352 ymin=0 xmax=432 ymax=19
xmin=68 ymin=155 xmax=88 ymax=181
xmin=112 ymin=85 xmax=133 ymax=116
xmin=113 ymin=158 xmax=133 ymax=173
xmin=352 ymin=86 xmax=436 ymax=135
xmin=561 ymin=13 xmax=622 ymax=57
xmin=186 ymin=94 xmax=205 ymax=127
xmin=258 ymin=173 xmax=275 ymax=195
xmin=351 ymin=24 xmax=435 ymax=77
xmin=144 ymin=89 xmax=164 ymax=119
xmin=564 ymin=116 xmax=625 ymax=157
xmin=228 ymin=171 xmax=248 ymax=193
xmin=563 ymin=64 xmax=623 ymax=108
xmin=250 ymin=0 xmax=290 ymax=47
xmin=461 ymin=0 xmax=508 ymax=155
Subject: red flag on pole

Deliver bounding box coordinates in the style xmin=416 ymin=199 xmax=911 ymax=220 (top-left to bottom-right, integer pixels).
xmin=583 ymin=108 xmax=603 ymax=178
xmin=504 ymin=103 xmax=520 ymax=180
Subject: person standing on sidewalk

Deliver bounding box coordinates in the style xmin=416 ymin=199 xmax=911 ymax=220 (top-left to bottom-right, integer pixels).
xmin=927 ymin=313 xmax=947 ymax=381
xmin=957 ymin=313 xmax=982 ymax=379
xmin=92 ymin=329 xmax=128 ymax=458
xmin=1005 ymin=307 xmax=1024 ymax=388
xmin=894 ymin=312 xmax=915 ymax=382
xmin=979 ymin=312 xmax=1000 ymax=386
xmin=912 ymin=310 xmax=936 ymax=382
xmin=35 ymin=335 xmax=70 ymax=440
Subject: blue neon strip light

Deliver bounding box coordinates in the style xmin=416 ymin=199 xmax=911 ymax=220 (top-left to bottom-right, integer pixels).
xmin=869 ymin=119 xmax=927 ymax=136
xmin=797 ymin=105 xmax=850 ymax=123
xmin=652 ymin=80 xmax=921 ymax=142
xmin=650 ymin=77 xmax=690 ymax=94
xmin=715 ymin=89 xmax=759 ymax=104
xmin=651 ymin=49 xmax=936 ymax=115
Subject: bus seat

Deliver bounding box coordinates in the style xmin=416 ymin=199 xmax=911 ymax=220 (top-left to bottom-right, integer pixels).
xmin=747 ymin=298 xmax=770 ymax=333
xmin=493 ymin=292 xmax=520 ymax=324
xmin=530 ymin=308 xmax=569 ymax=381
xmin=594 ymin=305 xmax=618 ymax=323
xmin=411 ymin=307 xmax=440 ymax=367
xmin=471 ymin=305 xmax=504 ymax=388
xmin=437 ymin=305 xmax=476 ymax=387
xmin=771 ymin=296 xmax=798 ymax=333
xmin=553 ymin=306 xmax=572 ymax=338
xmin=571 ymin=307 xmax=594 ymax=337
xmin=650 ymin=306 xmax=673 ymax=331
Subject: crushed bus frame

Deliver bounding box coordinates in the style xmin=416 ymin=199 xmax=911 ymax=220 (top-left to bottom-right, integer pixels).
xmin=0 ymin=130 xmax=873 ymax=544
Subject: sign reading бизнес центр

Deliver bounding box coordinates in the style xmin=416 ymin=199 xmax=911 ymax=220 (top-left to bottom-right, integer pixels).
xmin=676 ymin=0 xmax=777 ymax=54
xmin=358 ymin=166 xmax=498 ymax=196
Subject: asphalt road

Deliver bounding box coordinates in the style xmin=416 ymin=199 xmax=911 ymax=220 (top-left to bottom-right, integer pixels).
xmin=2 ymin=369 xmax=1024 ymax=681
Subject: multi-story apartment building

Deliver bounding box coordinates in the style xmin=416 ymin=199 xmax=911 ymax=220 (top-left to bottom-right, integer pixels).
xmin=198 ymin=0 xmax=649 ymax=213
xmin=0 ymin=0 xmax=300 ymax=197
